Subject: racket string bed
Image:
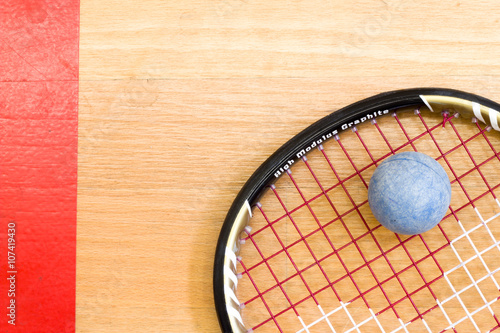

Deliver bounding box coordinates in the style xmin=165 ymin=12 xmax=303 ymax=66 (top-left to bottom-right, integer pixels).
xmin=433 ymin=118 xmax=500 ymax=331
xmin=237 ymin=110 xmax=500 ymax=332
xmin=214 ymin=89 xmax=500 ymax=333
xmin=318 ymin=130 xmax=425 ymax=330
xmin=414 ymin=110 xmax=500 ymax=331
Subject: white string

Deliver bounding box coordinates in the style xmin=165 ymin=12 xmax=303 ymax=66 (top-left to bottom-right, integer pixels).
xmin=443 ymin=297 xmax=499 ymax=331
xmin=475 ymin=206 xmax=500 ymax=290
xmin=342 ymin=301 xmax=362 ymax=333
xmin=456 ymin=220 xmax=497 ymax=317
xmin=441 ymin=266 xmax=500 ymax=305
xmin=295 ymin=303 xmax=346 ymax=333
xmin=369 ymin=308 xmax=386 ymax=332
xmin=388 ymin=318 xmax=410 ymax=333
xmin=436 ymin=299 xmax=454 ymax=329
xmin=318 ymin=305 xmax=336 ymax=332
xmin=444 ymin=270 xmax=481 ymax=331
xmin=297 ymin=316 xmax=310 ymax=333
xmin=345 ymin=315 xmax=374 ymax=333
xmin=435 ymin=209 xmax=500 ymax=332
xmin=421 ymin=318 xmax=432 ymax=333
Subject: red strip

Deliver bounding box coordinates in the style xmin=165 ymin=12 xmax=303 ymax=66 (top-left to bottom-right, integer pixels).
xmin=0 ymin=0 xmax=78 ymax=331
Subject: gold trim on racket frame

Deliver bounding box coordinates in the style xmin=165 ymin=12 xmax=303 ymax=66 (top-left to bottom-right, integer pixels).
xmin=224 ymin=202 xmax=252 ymax=333
xmin=421 ymin=94 xmax=500 ymax=131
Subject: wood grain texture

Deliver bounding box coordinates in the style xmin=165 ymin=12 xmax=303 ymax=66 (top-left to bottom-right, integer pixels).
xmin=77 ymin=0 xmax=500 ymax=331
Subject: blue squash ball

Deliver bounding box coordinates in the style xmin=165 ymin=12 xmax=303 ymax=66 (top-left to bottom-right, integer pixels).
xmin=368 ymin=151 xmax=451 ymax=235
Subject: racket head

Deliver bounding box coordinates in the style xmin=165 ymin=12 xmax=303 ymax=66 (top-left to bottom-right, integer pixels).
xmin=214 ymin=88 xmax=500 ymax=332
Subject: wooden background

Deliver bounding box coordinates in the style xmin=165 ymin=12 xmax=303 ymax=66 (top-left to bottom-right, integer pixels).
xmin=77 ymin=0 xmax=500 ymax=331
